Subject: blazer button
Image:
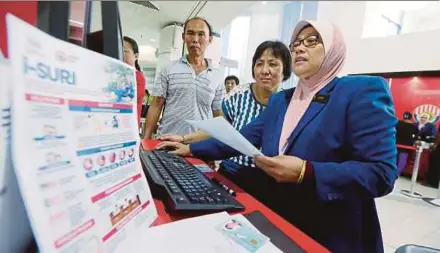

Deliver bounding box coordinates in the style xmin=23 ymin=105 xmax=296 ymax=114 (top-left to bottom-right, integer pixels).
xmin=328 ymin=194 xmax=334 ymax=200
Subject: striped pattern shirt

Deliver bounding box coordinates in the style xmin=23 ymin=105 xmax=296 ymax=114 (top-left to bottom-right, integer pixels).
xmin=222 ymin=83 xmax=265 ymax=172
xmin=150 ymin=56 xmax=225 ymax=135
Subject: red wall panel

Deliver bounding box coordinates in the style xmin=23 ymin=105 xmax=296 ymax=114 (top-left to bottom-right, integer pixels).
xmin=0 ymin=1 xmax=37 ymax=58
xmin=390 ymin=76 xmax=440 ymax=127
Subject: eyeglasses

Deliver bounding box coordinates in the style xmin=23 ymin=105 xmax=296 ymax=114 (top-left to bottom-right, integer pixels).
xmin=290 ymin=35 xmax=321 ymax=51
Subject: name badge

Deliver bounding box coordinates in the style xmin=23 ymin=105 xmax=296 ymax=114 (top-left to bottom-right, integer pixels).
xmin=312 ymin=94 xmax=329 ymax=103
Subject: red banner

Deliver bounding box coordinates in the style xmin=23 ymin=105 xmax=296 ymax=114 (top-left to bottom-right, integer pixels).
xmin=0 ymin=1 xmax=37 ymax=57
xmin=390 ymin=76 xmax=440 ymax=127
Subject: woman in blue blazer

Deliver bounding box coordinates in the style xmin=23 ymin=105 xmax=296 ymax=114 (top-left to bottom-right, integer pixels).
xmin=158 ymin=20 xmax=398 ymax=253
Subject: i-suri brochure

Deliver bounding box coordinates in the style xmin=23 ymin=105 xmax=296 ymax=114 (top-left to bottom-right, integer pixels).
xmin=6 ymin=14 xmax=158 ymax=253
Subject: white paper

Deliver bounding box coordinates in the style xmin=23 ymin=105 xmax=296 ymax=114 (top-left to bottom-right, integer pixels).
xmin=138 ymin=212 xmax=282 ymax=253
xmin=7 ymin=14 xmax=157 ymax=253
xmin=187 ymin=117 xmax=263 ymax=157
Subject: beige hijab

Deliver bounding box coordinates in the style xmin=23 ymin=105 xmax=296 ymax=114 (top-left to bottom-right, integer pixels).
xmin=279 ymin=20 xmax=347 ymax=154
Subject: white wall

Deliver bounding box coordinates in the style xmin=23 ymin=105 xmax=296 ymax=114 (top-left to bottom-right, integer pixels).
xmin=241 ymin=2 xmax=285 ymax=83
xmin=155 ymin=25 xmax=184 ymax=74
xmin=401 ymin=2 xmax=440 ymax=34
xmin=318 ymin=1 xmax=440 ymax=75
xmin=205 ymin=36 xmax=223 ymax=65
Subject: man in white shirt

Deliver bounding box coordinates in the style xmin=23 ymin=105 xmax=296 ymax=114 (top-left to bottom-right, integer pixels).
xmin=144 ymin=17 xmax=224 ymax=139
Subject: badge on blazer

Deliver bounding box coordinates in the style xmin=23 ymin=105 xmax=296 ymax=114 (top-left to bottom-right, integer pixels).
xmin=312 ymin=94 xmax=329 ymax=103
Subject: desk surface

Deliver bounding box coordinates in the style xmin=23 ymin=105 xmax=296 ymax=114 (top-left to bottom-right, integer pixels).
xmin=142 ymin=139 xmax=329 ymax=253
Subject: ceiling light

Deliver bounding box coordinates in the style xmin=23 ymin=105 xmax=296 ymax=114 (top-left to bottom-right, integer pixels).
xmin=262 ymin=1 xmax=267 ymax=4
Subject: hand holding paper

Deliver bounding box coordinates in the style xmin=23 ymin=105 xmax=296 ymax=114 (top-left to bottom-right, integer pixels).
xmin=187 ymin=117 xmax=263 ymax=157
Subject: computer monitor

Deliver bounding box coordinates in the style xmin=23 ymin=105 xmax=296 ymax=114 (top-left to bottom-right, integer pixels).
xmin=84 ymin=1 xmax=124 ymax=60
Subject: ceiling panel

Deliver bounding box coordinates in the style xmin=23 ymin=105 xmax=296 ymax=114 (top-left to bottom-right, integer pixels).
xmin=82 ymin=1 xmax=259 ymax=65
xmin=197 ymin=1 xmax=257 ymax=31
xmin=153 ymin=1 xmax=200 ymax=24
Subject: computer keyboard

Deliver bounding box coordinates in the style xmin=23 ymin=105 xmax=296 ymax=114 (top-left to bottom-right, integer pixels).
xmin=139 ymin=149 xmax=245 ymax=212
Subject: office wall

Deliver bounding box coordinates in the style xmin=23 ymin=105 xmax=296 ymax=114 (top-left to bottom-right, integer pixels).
xmin=401 ymin=3 xmax=440 ymax=34
xmin=390 ymin=77 xmax=440 ymax=127
xmin=241 ymin=2 xmax=285 ymax=83
xmin=221 ymin=1 xmax=320 ymax=86
xmin=317 ymin=1 xmax=440 ymax=75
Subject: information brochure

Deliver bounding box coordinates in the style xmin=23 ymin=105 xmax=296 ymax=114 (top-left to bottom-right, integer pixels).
xmin=0 ymin=45 xmax=34 ymax=253
xmin=6 ymin=14 xmax=158 ymax=253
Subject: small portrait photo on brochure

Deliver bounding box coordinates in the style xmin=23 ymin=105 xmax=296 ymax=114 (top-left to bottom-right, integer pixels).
xmin=103 ymin=62 xmax=136 ymax=104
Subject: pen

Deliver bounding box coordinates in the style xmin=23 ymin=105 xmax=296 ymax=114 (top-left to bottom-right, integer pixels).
xmin=211 ymin=177 xmax=236 ymax=197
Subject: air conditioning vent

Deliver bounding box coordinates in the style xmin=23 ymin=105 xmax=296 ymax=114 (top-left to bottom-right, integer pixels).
xmin=129 ymin=1 xmax=160 ymax=11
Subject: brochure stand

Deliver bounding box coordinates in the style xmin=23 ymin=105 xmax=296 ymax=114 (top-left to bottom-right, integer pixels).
xmin=401 ymin=142 xmax=427 ymax=198
xmin=422 ymin=183 xmax=440 ymax=208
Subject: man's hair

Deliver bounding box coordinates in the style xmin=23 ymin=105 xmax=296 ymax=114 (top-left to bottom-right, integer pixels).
xmin=225 ymin=75 xmax=239 ymax=86
xmin=252 ymin=40 xmax=292 ymax=81
xmin=183 ymin=17 xmax=213 ymax=37
xmin=403 ymin=112 xmax=412 ymax=120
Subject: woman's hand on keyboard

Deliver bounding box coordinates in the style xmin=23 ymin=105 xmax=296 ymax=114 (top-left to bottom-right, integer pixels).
xmin=156 ymin=134 xmax=184 ymax=143
xmin=155 ymin=141 xmax=191 ymax=156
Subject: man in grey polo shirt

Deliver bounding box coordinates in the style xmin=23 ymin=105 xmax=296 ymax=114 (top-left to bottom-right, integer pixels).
xmin=144 ymin=17 xmax=225 ymax=139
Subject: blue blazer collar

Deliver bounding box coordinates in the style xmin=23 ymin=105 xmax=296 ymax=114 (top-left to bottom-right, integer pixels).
xmin=278 ymin=77 xmax=340 ymax=154
xmin=283 ymin=77 xmax=339 ymax=101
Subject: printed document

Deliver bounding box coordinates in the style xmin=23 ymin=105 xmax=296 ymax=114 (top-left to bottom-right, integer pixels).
xmin=6 ymin=14 xmax=157 ymax=253
xmin=187 ymin=117 xmax=263 ymax=157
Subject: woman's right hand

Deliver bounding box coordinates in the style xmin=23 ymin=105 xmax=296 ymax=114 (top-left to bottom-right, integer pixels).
xmin=157 ymin=134 xmax=183 ymax=143
xmin=155 ymin=141 xmax=191 ymax=157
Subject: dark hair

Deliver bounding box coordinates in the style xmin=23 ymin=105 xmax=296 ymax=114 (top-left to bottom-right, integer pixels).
xmin=183 ymin=17 xmax=213 ymax=37
xmin=403 ymin=112 xmax=413 ymax=120
xmin=252 ymin=40 xmax=292 ymax=81
xmin=225 ymin=75 xmax=239 ymax=86
xmin=123 ymin=36 xmax=141 ymax=71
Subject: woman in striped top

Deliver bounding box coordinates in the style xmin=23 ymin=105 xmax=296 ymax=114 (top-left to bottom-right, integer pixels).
xmin=157 ymin=40 xmax=292 ymax=194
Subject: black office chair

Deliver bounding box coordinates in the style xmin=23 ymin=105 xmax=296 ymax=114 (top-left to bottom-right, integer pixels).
xmin=414 ymin=133 xmax=435 ymax=144
xmin=395 ymin=244 xmax=440 ymax=253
